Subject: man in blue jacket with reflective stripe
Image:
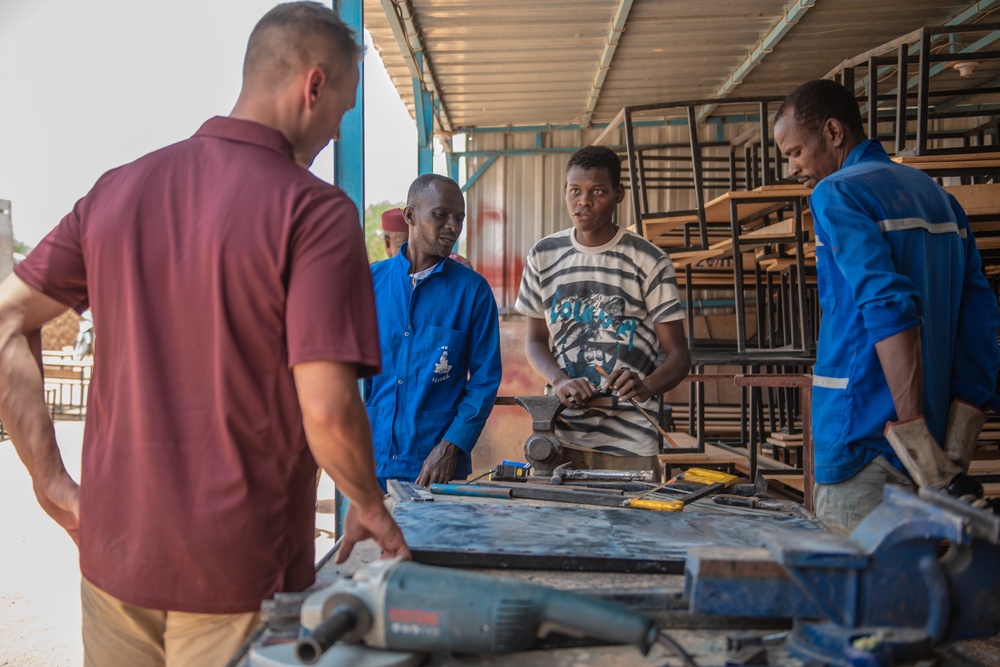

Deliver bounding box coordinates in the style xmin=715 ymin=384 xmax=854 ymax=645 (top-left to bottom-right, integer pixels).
xmin=774 ymin=79 xmax=999 ymax=532
xmin=366 ymin=174 xmax=502 ymax=490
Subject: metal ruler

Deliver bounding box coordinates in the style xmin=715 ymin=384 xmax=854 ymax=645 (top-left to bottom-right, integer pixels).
xmin=387 ymin=479 xmax=434 ymax=502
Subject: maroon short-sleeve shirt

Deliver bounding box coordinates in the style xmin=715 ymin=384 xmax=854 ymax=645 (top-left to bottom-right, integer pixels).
xmin=15 ymin=117 xmax=380 ymax=613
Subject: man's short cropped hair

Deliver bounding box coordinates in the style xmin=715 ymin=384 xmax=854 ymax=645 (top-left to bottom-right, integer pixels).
xmin=243 ymin=2 xmax=363 ymax=89
xmin=566 ymin=146 xmax=622 ymax=188
xmin=407 ymin=173 xmax=460 ymax=207
xmin=775 ymin=79 xmax=865 ymax=140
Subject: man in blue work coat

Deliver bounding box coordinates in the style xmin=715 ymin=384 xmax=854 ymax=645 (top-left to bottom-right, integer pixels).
xmin=774 ymin=79 xmax=999 ymax=532
xmin=366 ymin=174 xmax=502 ymax=489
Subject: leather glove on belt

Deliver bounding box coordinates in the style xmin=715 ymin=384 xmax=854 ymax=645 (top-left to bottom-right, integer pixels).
xmin=884 ymin=415 xmax=983 ymax=500
xmin=943 ymin=398 xmax=987 ymax=473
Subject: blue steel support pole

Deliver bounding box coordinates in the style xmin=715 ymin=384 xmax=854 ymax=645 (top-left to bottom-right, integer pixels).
xmin=332 ymin=0 xmax=363 ymax=541
xmin=447 ymin=137 xmax=459 ymax=182
xmin=413 ymin=53 xmax=434 ymax=174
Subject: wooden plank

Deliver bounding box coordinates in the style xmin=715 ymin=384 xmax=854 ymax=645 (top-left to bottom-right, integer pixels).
xmin=768 ymin=431 xmax=804 ymax=442
xmin=976 ymin=236 xmax=1000 ymax=250
xmin=945 ymin=183 xmax=1000 ymax=216
xmin=891 ymin=155 xmax=1000 ymax=171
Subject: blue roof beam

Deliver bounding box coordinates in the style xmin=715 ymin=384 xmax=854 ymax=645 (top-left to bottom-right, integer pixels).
xmin=696 ymin=0 xmax=817 ymax=124
xmin=580 ymin=0 xmax=634 ymax=129
xmin=378 ymin=0 xmax=452 ymax=133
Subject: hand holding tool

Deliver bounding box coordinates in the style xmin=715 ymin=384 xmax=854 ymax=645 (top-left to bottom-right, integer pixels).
xmin=594 ymin=365 xmax=677 ymax=447
xmin=295 ymin=558 xmax=658 ymax=662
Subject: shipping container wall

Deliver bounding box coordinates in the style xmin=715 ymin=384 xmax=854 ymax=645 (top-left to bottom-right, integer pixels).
xmin=464 ymin=121 xmax=757 ymax=310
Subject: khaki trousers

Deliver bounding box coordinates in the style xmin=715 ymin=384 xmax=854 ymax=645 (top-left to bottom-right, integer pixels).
xmin=813 ymin=456 xmax=914 ymax=535
xmin=81 ymin=577 xmax=259 ymax=667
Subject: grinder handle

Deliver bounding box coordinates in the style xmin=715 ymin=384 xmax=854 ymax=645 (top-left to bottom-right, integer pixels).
xmin=295 ymin=604 xmax=359 ymax=664
xmin=539 ymin=588 xmax=659 ymax=655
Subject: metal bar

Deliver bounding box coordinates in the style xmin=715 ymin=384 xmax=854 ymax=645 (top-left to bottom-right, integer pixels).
xmin=744 ymin=145 xmax=753 ymax=194
xmin=729 ymin=147 xmax=738 ymax=190
xmin=626 ymin=96 xmax=787 ymax=116
xmin=461 ymin=155 xmax=499 ymax=194
xmin=414 ymin=85 xmax=433 ymax=174
xmin=581 ymin=0 xmax=634 ymax=128
xmin=896 ymin=43 xmax=908 ymax=154
xmin=917 ymin=29 xmax=931 ymax=155
xmin=636 ymin=150 xmax=650 ymax=215
xmin=592 ymin=108 xmax=626 ymax=147
xmin=842 ymin=67 xmax=854 ymax=96
xmin=332 ymin=0 xmax=363 ymax=217
xmin=624 ymin=109 xmax=644 ymax=236
xmin=793 ymin=199 xmax=809 ymax=353
xmin=755 ymin=261 xmax=765 ymax=351
xmin=731 ymin=199 xmax=747 ymax=354
xmin=688 ymin=106 xmax=708 ymax=248
xmin=868 ymin=56 xmax=878 ymax=140
xmin=759 ymin=101 xmax=771 ymax=186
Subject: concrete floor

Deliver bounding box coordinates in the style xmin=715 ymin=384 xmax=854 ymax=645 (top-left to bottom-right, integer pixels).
xmin=0 ymin=421 xmax=339 ymax=666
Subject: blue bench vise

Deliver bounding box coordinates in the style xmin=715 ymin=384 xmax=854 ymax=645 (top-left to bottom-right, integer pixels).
xmin=685 ymin=485 xmax=1000 ymax=665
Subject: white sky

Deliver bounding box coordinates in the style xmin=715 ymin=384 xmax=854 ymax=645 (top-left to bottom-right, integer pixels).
xmin=0 ymin=0 xmax=418 ymax=247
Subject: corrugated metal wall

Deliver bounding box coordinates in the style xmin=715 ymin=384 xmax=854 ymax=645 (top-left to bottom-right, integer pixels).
xmin=463 ymin=121 xmax=758 ymax=310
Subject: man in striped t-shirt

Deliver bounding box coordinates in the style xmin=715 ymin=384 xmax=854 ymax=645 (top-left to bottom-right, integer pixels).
xmin=515 ymin=146 xmax=691 ymax=478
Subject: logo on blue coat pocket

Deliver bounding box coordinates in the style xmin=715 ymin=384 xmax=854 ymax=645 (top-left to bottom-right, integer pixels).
xmin=433 ymin=346 xmax=452 ymax=382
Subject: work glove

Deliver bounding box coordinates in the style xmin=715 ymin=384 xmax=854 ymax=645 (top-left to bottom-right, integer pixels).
xmin=884 ymin=416 xmax=983 ymax=500
xmin=943 ymin=399 xmax=987 ymax=473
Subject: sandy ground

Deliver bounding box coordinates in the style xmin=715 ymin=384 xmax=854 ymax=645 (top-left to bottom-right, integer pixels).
xmin=0 ymin=421 xmax=338 ymax=666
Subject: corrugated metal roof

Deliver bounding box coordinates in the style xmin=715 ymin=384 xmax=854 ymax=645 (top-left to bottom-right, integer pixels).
xmin=365 ymin=0 xmax=993 ymax=131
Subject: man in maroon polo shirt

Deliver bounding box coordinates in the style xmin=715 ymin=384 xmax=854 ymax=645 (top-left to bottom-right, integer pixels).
xmin=0 ymin=3 xmax=409 ymax=665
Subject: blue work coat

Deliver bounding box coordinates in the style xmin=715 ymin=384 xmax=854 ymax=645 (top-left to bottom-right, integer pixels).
xmin=810 ymin=140 xmax=999 ymax=484
xmin=365 ymin=247 xmax=502 ymax=481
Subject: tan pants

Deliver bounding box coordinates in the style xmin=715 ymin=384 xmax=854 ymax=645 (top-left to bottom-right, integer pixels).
xmin=558 ymin=446 xmax=662 ymax=482
xmin=813 ymin=456 xmax=914 ymax=535
xmin=81 ymin=577 xmax=259 ymax=667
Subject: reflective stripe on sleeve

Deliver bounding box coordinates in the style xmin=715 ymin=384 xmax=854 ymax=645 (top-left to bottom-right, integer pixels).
xmin=877 ymin=218 xmax=966 ymax=238
xmin=812 ymin=375 xmax=849 ymax=389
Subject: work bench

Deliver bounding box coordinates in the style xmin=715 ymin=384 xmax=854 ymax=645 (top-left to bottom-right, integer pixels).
xmin=240 ymin=480 xmax=1000 ymax=667
xmin=302 ymin=489 xmax=811 ymax=667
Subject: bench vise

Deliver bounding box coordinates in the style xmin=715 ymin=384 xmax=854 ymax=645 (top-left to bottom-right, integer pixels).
xmin=496 ymin=394 xmax=617 ymax=476
xmin=685 ymin=486 xmax=1000 ymax=665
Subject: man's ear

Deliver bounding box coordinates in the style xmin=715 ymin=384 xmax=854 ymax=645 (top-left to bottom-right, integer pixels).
xmin=823 ymin=117 xmax=846 ymax=148
xmin=614 ymin=183 xmax=625 ymax=204
xmin=402 ymin=206 xmax=416 ymax=226
xmin=304 ymin=67 xmax=327 ymax=109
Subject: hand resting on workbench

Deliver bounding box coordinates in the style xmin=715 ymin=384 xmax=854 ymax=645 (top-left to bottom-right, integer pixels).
xmin=415 ymin=441 xmax=461 ymax=487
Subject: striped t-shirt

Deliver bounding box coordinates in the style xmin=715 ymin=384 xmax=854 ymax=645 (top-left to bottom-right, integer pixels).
xmin=515 ymin=226 xmax=684 ymax=456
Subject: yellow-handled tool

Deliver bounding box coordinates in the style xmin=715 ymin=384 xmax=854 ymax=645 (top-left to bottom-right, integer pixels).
xmin=624 ymin=468 xmax=739 ymax=511
xmin=623 ymin=497 xmax=684 ymax=512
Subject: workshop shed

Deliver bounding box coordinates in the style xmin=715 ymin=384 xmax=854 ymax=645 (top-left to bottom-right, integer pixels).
xmin=360 ymin=0 xmax=1000 ymax=498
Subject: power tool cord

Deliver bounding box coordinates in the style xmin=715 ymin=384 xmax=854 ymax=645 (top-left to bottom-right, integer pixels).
xmin=656 ymin=629 xmax=700 ymax=667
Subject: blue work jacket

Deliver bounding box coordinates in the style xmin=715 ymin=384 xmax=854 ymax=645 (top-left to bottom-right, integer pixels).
xmin=810 ymin=140 xmax=999 ymax=484
xmin=365 ymin=246 xmax=502 ymax=480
